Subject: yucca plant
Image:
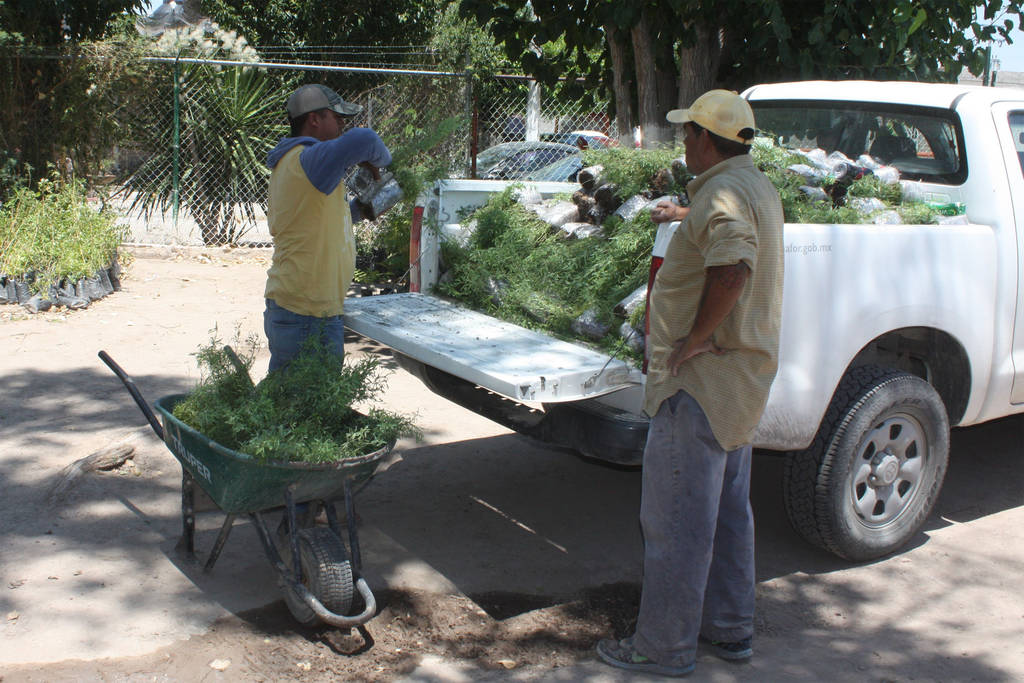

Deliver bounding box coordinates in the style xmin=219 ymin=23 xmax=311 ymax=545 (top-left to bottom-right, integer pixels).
xmin=121 ymin=62 xmax=291 ymax=245
xmin=120 ymin=27 xmax=294 ymax=245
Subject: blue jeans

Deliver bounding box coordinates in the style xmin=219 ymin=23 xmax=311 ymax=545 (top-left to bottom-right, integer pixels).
xmin=263 ymin=298 xmax=345 ymax=372
xmin=634 ymin=390 xmax=755 ymax=668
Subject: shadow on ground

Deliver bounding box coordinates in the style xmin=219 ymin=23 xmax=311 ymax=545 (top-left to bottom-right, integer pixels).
xmin=2 ymin=357 xmax=1021 ymax=681
xmin=349 ymin=415 xmax=1018 ymax=615
xmin=0 ymin=364 xmax=189 ymax=445
xmin=355 ymin=406 xmax=1024 ymax=591
xmin=0 ymin=358 xmax=453 ymax=640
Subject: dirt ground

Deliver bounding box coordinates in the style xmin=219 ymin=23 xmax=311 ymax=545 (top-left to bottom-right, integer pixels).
xmin=1 ymin=247 xmax=1023 ymax=682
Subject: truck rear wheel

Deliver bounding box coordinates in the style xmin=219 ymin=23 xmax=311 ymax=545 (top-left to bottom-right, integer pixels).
xmin=783 ymin=365 xmax=949 ymax=561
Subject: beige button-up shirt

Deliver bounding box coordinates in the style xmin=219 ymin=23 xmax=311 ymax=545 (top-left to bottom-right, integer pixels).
xmin=643 ymin=154 xmax=784 ymax=450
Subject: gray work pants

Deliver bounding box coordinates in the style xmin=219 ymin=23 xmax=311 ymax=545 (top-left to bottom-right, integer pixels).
xmin=633 ymin=390 xmax=755 ymax=668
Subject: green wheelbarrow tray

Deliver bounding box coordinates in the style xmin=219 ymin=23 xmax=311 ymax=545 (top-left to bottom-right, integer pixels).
xmin=98 ymin=350 xmax=389 ymax=630
xmin=154 ymin=394 xmax=388 ymax=515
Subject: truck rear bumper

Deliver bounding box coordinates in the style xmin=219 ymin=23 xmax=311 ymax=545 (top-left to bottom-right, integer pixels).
xmin=395 ymin=353 xmax=648 ymax=466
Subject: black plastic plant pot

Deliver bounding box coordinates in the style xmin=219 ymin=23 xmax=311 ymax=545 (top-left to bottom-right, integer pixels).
xmin=107 ymin=265 xmax=122 ymax=291
xmin=14 ymin=280 xmax=31 ymax=303
xmin=98 ymin=268 xmax=114 ymax=295
xmin=78 ymin=276 xmax=105 ymax=302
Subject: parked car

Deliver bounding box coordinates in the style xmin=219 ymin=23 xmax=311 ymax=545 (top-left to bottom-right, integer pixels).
xmin=540 ymin=130 xmax=618 ymax=149
xmin=526 ymin=152 xmax=585 ymax=182
xmin=475 ymin=141 xmax=581 ymax=181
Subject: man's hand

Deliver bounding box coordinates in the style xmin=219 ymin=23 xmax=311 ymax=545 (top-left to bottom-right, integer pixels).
xmin=650 ymin=201 xmax=689 ymax=224
xmin=667 ymin=335 xmax=723 ymax=376
xmin=359 ymin=161 xmax=382 ymax=182
xmin=665 ymin=262 xmax=749 ymax=376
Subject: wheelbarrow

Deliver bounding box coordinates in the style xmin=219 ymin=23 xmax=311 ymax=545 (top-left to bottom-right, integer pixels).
xmin=98 ymin=350 xmax=388 ymax=628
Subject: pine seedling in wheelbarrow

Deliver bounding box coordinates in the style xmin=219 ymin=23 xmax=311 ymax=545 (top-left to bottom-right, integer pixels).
xmin=173 ymin=332 xmax=420 ymax=464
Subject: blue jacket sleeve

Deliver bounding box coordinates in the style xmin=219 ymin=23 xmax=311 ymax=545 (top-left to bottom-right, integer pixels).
xmin=298 ymin=128 xmax=393 ymax=195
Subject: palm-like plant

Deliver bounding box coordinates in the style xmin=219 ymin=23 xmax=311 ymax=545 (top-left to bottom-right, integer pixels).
xmin=120 ymin=31 xmax=293 ymax=245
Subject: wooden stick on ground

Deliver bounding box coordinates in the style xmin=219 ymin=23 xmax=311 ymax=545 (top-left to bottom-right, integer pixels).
xmin=48 ymin=427 xmax=151 ymax=502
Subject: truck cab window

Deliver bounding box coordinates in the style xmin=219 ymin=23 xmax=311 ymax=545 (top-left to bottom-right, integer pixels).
xmin=752 ymin=101 xmax=966 ymax=185
xmin=1008 ymin=112 xmax=1024 ymax=176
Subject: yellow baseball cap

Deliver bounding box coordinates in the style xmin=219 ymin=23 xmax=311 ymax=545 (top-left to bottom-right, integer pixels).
xmin=666 ymin=90 xmax=756 ymax=145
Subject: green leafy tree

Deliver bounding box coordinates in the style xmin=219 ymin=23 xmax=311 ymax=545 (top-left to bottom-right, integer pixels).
xmin=428 ymin=1 xmax=509 ymax=75
xmin=0 ymin=1 xmax=148 ymax=193
xmin=727 ymin=1 xmax=1021 ymax=84
xmin=0 ymin=0 xmax=145 ymax=43
xmin=461 ymin=0 xmax=1024 ymax=147
xmin=198 ymin=0 xmax=445 ymax=52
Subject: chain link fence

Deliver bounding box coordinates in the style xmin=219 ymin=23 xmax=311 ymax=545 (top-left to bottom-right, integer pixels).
xmin=2 ymin=50 xmax=614 ymax=249
xmin=109 ymin=58 xmax=474 ymax=247
xmin=476 ymin=76 xmax=616 ymax=149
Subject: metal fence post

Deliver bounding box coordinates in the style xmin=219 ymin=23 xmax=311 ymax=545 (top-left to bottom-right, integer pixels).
xmin=172 ymin=55 xmax=181 ymax=226
xmin=464 ymin=71 xmax=476 ymax=178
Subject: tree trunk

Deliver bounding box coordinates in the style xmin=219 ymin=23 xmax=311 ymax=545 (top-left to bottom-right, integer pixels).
xmin=525 ymin=80 xmax=541 ymax=141
xmin=186 ymin=129 xmax=226 ymax=246
xmin=676 ymin=23 xmax=722 ymax=115
xmin=631 ymin=8 xmax=667 ymax=148
xmin=655 ymin=40 xmax=678 ymax=121
xmin=605 ymin=23 xmax=635 ymax=146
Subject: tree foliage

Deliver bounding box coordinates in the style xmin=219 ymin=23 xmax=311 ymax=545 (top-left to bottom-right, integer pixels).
xmin=428 ymin=1 xmax=510 ymax=75
xmin=460 ymin=0 xmax=1024 ymax=145
xmin=733 ymin=0 xmax=1021 ymax=83
xmin=0 ymin=1 xmax=149 ymax=194
xmin=197 ymin=0 xmax=445 ymax=51
xmin=0 ymin=0 xmax=145 ymax=44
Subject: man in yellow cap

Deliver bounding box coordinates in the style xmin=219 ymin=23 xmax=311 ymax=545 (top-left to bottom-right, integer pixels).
xmin=263 ymin=84 xmax=393 ymax=371
xmin=597 ymin=89 xmax=784 ymax=676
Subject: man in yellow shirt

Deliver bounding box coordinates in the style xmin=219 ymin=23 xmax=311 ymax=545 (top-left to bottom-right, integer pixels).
xmin=264 ymin=84 xmax=393 ymax=371
xmin=598 ymin=90 xmax=784 ymax=677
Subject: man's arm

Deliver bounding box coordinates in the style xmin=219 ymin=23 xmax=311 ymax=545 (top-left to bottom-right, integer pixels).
xmin=667 ymin=262 xmax=749 ymax=376
xmin=300 ymin=128 xmax=392 ymax=195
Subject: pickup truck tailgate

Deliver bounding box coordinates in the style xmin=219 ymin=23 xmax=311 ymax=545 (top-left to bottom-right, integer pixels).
xmin=344 ymin=293 xmax=641 ymax=402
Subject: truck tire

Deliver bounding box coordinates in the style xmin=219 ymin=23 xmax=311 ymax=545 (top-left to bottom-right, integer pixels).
xmin=783 ymin=365 xmax=949 ymax=561
xmin=282 ymin=527 xmax=354 ymax=626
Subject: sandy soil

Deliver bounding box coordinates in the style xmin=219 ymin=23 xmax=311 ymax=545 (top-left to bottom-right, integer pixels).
xmin=1 ymin=247 xmax=1023 ymax=682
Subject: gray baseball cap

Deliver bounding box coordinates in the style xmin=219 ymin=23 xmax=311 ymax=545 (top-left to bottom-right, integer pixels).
xmin=286 ymin=84 xmax=363 ymax=118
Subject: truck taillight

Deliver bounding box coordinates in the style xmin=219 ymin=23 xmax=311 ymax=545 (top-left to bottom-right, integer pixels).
xmin=409 ymin=206 xmax=424 ymax=293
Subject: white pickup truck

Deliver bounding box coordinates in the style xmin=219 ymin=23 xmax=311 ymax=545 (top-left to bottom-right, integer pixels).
xmin=345 ymin=80 xmax=1024 ymax=561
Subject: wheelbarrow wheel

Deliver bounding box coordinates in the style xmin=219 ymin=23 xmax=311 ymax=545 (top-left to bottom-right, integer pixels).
xmin=283 ymin=527 xmax=354 ymax=626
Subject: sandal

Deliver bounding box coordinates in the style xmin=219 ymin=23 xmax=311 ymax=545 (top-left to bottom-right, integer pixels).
xmin=596 ymin=636 xmax=696 ymax=677
xmin=699 ymin=635 xmax=753 ymax=661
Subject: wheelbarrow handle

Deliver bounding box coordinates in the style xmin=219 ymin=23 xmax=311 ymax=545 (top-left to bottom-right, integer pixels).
xmin=98 ymin=350 xmax=164 ymax=441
